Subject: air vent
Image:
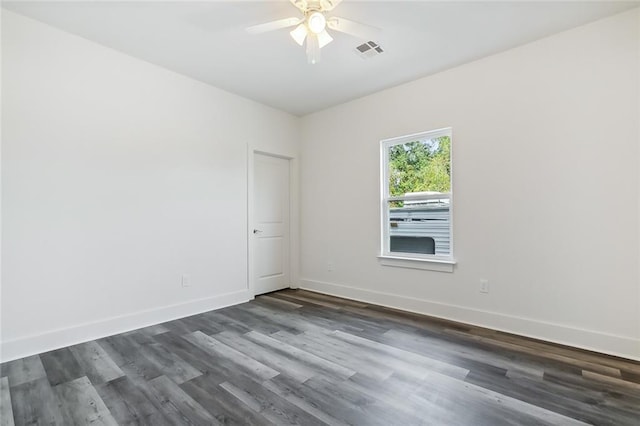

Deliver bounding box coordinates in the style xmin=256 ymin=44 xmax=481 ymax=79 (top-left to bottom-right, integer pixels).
xmin=355 ymin=41 xmax=384 ymax=59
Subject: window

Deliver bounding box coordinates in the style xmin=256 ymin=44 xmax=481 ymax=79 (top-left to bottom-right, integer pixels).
xmin=380 ymin=128 xmax=454 ymax=267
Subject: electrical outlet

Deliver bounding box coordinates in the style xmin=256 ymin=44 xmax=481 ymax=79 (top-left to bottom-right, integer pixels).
xmin=181 ymin=274 xmax=191 ymax=288
xmin=480 ymin=279 xmax=489 ymax=294
xmin=327 ymin=262 xmax=334 ymax=272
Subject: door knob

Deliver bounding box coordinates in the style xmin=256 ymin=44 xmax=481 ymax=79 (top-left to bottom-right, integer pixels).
xmin=253 ymin=229 xmax=262 ymax=234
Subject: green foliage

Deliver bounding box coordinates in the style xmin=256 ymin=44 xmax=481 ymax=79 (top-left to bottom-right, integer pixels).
xmin=388 ymin=136 xmax=451 ymax=197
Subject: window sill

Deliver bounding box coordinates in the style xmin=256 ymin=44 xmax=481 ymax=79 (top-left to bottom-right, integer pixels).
xmin=377 ymin=255 xmax=456 ymax=272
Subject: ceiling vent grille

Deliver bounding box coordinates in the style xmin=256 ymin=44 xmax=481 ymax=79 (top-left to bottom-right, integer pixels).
xmin=355 ymin=41 xmax=384 ymax=59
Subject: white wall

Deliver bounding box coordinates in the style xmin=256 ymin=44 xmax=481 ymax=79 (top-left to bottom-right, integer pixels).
xmin=1 ymin=10 xmax=299 ymax=361
xmin=300 ymin=9 xmax=640 ymax=360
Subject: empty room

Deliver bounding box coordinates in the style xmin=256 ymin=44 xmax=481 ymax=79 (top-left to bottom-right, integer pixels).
xmin=1 ymin=0 xmax=640 ymax=425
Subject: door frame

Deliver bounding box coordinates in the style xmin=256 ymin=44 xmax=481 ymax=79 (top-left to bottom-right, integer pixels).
xmin=247 ymin=148 xmax=298 ymax=298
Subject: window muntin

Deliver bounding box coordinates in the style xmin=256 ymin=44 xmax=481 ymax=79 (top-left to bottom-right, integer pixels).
xmin=381 ymin=128 xmax=453 ymax=261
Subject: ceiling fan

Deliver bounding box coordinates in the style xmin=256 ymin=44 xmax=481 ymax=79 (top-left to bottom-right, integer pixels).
xmin=246 ymin=0 xmax=380 ymax=64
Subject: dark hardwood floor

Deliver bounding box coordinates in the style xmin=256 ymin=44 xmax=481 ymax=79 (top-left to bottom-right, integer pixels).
xmin=1 ymin=289 xmax=639 ymax=425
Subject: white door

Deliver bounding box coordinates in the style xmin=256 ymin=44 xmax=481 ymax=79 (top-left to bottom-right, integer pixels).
xmin=252 ymin=153 xmax=290 ymax=295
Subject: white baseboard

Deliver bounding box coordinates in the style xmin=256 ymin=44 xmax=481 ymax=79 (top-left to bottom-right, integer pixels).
xmin=0 ymin=289 xmax=251 ymax=363
xmin=300 ymin=279 xmax=640 ymax=361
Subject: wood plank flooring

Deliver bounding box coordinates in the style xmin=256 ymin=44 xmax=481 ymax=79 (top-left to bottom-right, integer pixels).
xmin=1 ymin=289 xmax=639 ymax=425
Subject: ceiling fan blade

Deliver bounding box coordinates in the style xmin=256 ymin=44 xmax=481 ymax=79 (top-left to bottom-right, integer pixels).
xmin=320 ymin=0 xmax=343 ymax=11
xmin=246 ymin=17 xmax=302 ymax=35
xmin=327 ymin=16 xmax=381 ymax=40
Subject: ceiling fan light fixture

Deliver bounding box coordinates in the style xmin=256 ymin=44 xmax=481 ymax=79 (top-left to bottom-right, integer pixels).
xmin=290 ymin=23 xmax=307 ymax=46
xmin=307 ymin=12 xmax=326 ymax=34
xmin=317 ymin=29 xmax=333 ymax=48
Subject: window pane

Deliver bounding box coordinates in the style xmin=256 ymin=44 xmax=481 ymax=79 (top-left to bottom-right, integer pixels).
xmin=388 ymin=199 xmax=450 ymax=256
xmin=388 ymin=136 xmax=451 ymax=197
xmin=382 ymin=129 xmax=452 ymax=260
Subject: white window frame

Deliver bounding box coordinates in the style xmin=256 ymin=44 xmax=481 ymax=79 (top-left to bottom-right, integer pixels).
xmin=379 ymin=128 xmax=455 ymax=271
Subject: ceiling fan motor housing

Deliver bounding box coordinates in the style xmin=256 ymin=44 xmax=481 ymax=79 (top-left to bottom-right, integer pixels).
xmin=293 ymin=0 xmax=341 ymax=14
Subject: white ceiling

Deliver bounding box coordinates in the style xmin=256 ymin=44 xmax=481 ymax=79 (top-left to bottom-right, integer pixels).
xmin=3 ymin=1 xmax=639 ymax=116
